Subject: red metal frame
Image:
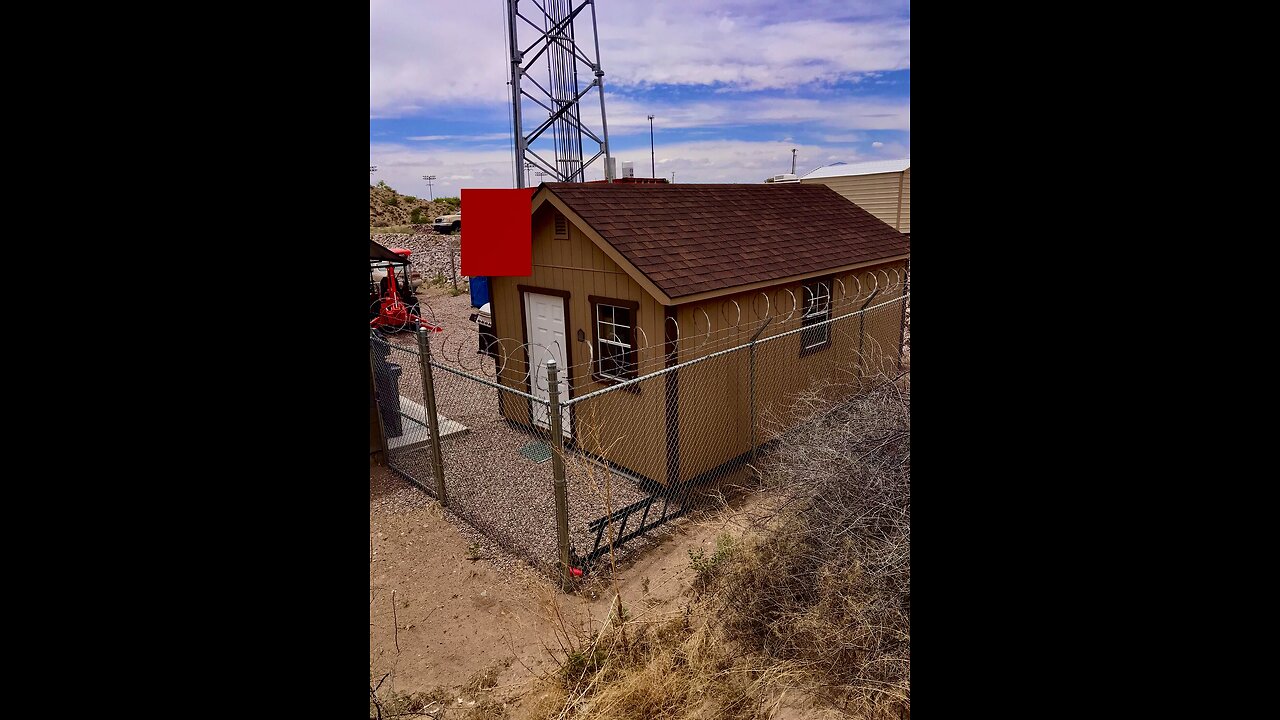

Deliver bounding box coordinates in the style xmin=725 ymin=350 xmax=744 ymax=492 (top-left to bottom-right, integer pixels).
xmin=370 ymin=264 xmax=442 ymax=333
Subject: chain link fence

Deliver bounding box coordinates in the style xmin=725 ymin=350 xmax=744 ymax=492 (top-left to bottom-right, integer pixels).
xmin=371 ymin=284 xmax=909 ymax=589
xmin=563 ymin=291 xmax=908 ymax=574
xmin=370 ymin=333 xmax=442 ymax=499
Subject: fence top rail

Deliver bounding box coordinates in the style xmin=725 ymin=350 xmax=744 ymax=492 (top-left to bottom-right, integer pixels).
xmin=372 ymin=331 xmax=548 ymax=404
xmin=428 ymin=359 xmax=544 ymax=402
xmin=371 ymin=333 xmax=418 ymax=355
xmin=564 ymin=292 xmax=907 ymax=406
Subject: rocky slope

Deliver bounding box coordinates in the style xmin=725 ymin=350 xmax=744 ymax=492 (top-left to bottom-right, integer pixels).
xmin=370 ymin=182 xmax=459 ymax=227
xmin=371 ymin=233 xmax=466 ymax=290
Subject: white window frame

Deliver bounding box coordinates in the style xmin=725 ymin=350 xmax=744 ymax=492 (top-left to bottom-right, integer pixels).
xmin=801 ymin=281 xmax=832 ymax=351
xmin=595 ymin=303 xmax=634 ymax=381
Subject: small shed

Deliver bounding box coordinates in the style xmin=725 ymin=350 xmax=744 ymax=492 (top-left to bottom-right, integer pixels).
xmin=800 ymin=158 xmax=910 ymax=233
xmin=488 ymin=182 xmax=910 ymax=486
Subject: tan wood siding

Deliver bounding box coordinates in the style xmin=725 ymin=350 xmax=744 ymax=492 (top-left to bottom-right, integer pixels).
xmin=899 ymin=168 xmax=910 ymax=233
xmin=673 ymin=260 xmax=907 ymax=484
xmin=801 ymin=171 xmax=907 ymax=231
xmin=492 ymin=205 xmax=668 ymax=482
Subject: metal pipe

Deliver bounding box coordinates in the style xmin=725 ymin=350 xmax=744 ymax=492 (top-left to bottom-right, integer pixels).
xmin=648 ymin=114 xmax=655 ymax=177
xmin=547 ymin=359 xmax=572 ymax=590
xmin=749 ymin=316 xmax=773 ymax=469
xmin=508 ymin=0 xmax=526 ymax=188
xmin=429 ymin=360 xmax=541 ymax=401
xmin=417 ymin=328 xmax=448 ymax=505
xmin=855 ymin=288 xmax=881 ymax=381
xmin=589 ymin=0 xmax=612 ymax=180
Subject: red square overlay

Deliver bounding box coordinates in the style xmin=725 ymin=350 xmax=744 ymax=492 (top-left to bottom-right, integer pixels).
xmin=460 ymin=188 xmax=536 ymax=276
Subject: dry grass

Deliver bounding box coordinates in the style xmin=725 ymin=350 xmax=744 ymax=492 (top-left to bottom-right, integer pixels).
xmin=534 ymin=599 xmax=782 ymax=720
xmin=717 ymin=375 xmax=911 ymax=717
xmin=536 ymin=374 xmax=911 ymax=720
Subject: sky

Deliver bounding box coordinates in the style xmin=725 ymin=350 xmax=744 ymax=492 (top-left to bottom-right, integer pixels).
xmin=370 ymin=0 xmax=909 ymax=199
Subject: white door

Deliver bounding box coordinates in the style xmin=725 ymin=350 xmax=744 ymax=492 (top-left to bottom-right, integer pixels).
xmin=524 ymin=291 xmax=571 ymax=438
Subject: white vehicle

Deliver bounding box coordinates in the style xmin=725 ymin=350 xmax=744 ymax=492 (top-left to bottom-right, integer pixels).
xmin=433 ymin=212 xmax=461 ymax=234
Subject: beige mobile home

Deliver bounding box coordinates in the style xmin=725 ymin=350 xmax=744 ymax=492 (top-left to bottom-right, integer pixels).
xmin=800 ymin=158 xmax=910 ymax=233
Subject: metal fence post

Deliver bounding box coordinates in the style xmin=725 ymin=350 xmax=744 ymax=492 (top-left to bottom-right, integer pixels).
xmin=547 ymin=359 xmax=572 ymax=591
xmin=448 ymin=239 xmax=459 ymax=293
xmin=417 ymin=327 xmax=448 ymax=505
xmin=856 ymin=289 xmax=881 ymax=381
xmin=898 ymin=260 xmax=910 ymax=370
xmin=748 ymin=318 xmax=772 ymax=469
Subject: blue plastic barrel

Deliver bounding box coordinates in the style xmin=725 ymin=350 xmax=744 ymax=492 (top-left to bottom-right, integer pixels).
xmin=469 ymin=276 xmax=491 ymax=309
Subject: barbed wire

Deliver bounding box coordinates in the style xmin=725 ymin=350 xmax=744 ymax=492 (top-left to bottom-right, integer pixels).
xmin=400 ymin=279 xmax=907 ymax=396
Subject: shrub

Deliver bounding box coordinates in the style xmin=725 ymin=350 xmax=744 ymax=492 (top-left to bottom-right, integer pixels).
xmin=715 ymin=378 xmax=911 ymax=718
xmin=688 ymin=533 xmax=736 ymax=591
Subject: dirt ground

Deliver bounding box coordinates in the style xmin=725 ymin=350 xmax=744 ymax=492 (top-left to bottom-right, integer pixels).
xmin=370 ymin=463 xmax=769 ymax=718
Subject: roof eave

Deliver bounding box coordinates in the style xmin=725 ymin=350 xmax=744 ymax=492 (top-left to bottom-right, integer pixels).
xmin=666 ymin=253 xmax=911 ymax=306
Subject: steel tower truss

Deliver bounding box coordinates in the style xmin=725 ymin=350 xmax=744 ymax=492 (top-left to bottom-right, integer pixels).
xmin=506 ymin=0 xmax=613 ymax=186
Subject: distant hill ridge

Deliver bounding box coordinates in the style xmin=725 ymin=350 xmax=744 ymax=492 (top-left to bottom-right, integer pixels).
xmin=370 ymin=182 xmax=460 ymax=227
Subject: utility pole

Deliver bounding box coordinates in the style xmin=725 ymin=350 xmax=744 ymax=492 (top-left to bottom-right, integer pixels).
xmin=534 ymin=171 xmax=548 ymax=184
xmin=524 ymin=161 xmax=534 ymax=187
xmin=671 ymin=171 xmax=675 ymax=183
xmin=422 ymin=175 xmax=436 ymax=200
xmin=791 ymin=149 xmax=797 ymax=175
xmin=648 ymin=114 xmax=655 ymax=178
xmin=370 ymin=165 xmax=378 ymax=185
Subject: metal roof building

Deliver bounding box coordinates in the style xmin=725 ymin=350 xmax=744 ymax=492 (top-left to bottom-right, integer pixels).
xmin=800 ymin=158 xmax=910 ymax=232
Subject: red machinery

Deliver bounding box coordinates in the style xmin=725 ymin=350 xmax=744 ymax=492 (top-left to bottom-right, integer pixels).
xmin=369 ymin=245 xmax=442 ymax=333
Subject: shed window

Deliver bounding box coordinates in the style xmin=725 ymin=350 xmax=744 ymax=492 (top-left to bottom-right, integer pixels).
xmin=591 ymin=298 xmax=639 ymax=383
xmin=800 ymin=280 xmax=832 ymax=353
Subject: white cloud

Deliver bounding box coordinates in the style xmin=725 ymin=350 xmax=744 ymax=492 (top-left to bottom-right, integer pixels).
xmin=823 ymin=133 xmax=865 ymax=143
xmin=407 ymin=133 xmax=512 ymax=142
xmin=370 ymin=142 xmax=518 ymax=199
xmin=598 ymin=139 xmax=865 ymax=183
xmin=370 ymin=0 xmax=909 ymax=116
xmin=371 ymin=138 xmax=879 ymax=197
xmin=868 ymin=141 xmax=910 ymax=159
xmin=604 ymin=96 xmax=910 ymax=135
xmin=596 ymin=13 xmax=909 ymax=91
xmin=370 ymin=0 xmax=510 ymax=117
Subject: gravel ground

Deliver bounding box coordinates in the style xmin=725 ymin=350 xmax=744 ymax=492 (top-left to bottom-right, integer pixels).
xmin=376 ymin=286 xmax=661 ymax=579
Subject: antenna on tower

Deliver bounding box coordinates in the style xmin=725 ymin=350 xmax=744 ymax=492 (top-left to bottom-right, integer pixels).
xmin=505 ymin=0 xmax=613 ymax=187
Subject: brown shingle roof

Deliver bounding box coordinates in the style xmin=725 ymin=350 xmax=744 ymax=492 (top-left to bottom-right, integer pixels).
xmin=543 ymin=182 xmax=910 ymax=299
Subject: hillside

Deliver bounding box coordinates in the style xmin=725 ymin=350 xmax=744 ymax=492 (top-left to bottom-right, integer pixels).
xmin=370 ymin=182 xmax=460 ymax=228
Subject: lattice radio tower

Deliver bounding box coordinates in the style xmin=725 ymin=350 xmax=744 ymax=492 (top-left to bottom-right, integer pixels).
xmin=505 ymin=0 xmax=613 ymax=187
